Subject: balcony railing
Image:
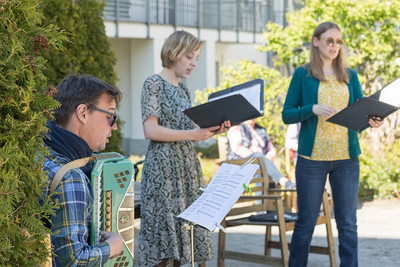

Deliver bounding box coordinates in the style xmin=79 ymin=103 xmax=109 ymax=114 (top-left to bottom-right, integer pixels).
xmin=104 ymin=0 xmax=274 ymax=33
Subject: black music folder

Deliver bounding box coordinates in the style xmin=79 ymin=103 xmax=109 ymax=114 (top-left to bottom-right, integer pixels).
xmin=183 ymin=79 xmax=264 ymax=128
xmin=327 ymin=77 xmax=400 ymax=132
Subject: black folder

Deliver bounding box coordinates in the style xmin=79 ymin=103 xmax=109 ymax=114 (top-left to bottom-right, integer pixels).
xmin=183 ymin=79 xmax=264 ymax=128
xmin=327 ymin=78 xmax=400 ymax=132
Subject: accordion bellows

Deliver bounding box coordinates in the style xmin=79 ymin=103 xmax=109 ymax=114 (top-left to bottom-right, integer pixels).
xmin=90 ymin=153 xmax=135 ymax=266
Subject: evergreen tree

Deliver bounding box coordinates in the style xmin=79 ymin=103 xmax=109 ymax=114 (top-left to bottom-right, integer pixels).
xmin=40 ymin=0 xmax=123 ymax=153
xmin=0 ymin=0 xmax=65 ymax=265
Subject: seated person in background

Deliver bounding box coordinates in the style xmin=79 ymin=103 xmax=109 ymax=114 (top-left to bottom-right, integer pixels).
xmin=227 ymin=119 xmax=296 ymax=189
xmin=284 ymin=123 xmax=301 ymax=180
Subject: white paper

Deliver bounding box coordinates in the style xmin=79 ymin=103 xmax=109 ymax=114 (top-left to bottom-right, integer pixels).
xmin=177 ymin=163 xmax=259 ymax=231
xmin=378 ymin=77 xmax=400 ymax=107
xmin=208 ymin=83 xmax=262 ymax=112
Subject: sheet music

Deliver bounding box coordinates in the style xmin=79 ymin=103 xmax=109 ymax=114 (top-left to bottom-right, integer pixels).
xmin=208 ymin=83 xmax=262 ymax=112
xmin=177 ymin=163 xmax=259 ymax=231
xmin=377 ymin=77 xmax=400 ymax=107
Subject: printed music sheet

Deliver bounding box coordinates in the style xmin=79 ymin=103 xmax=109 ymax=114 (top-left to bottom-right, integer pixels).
xmin=370 ymin=77 xmax=400 ymax=107
xmin=177 ymin=162 xmax=259 ymax=232
xmin=208 ymin=82 xmax=262 ymax=112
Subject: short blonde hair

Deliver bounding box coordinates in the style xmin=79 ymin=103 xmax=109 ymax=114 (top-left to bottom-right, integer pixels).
xmin=161 ymin=30 xmax=204 ymax=68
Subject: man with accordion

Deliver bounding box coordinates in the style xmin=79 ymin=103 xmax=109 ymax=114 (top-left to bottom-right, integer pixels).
xmin=42 ymin=74 xmax=124 ymax=266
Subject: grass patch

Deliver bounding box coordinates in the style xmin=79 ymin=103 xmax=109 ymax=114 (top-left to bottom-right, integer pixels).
xmin=194 ymin=143 xmax=219 ymax=159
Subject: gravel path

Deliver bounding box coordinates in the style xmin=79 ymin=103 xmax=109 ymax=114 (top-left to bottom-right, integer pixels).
xmin=134 ymin=199 xmax=400 ymax=266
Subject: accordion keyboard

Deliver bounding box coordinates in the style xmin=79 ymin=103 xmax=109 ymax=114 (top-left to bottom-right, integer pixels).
xmin=90 ymin=154 xmax=134 ymax=266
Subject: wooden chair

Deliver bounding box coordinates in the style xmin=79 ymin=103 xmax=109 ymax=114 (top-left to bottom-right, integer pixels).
xmin=218 ymin=157 xmax=337 ymax=267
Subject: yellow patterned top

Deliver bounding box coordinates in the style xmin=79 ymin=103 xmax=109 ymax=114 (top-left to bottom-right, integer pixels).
xmin=309 ymin=76 xmax=350 ymax=160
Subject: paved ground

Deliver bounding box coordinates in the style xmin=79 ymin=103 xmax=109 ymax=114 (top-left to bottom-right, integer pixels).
xmin=134 ymin=199 xmax=400 ymax=266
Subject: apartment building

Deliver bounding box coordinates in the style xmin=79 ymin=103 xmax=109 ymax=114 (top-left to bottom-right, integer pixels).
xmin=103 ymin=0 xmax=300 ymax=155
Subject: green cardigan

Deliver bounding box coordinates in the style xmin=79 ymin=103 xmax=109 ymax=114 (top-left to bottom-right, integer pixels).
xmin=282 ymin=66 xmax=363 ymax=158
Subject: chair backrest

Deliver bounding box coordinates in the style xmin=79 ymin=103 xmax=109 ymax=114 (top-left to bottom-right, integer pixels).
xmin=223 ymin=156 xmax=271 ymax=217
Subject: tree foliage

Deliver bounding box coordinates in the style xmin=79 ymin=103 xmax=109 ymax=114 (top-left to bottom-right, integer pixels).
xmin=359 ymin=139 xmax=400 ymax=199
xmin=260 ymin=0 xmax=400 ymax=154
xmin=259 ymin=0 xmax=400 ymax=93
xmin=39 ymin=0 xmax=123 ymax=153
xmin=197 ymin=0 xmax=400 ymax=198
xmin=0 ymin=0 xmax=65 ymax=265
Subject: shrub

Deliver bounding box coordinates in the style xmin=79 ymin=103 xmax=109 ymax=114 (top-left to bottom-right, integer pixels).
xmin=359 ymin=141 xmax=400 ymax=199
xmin=0 ymin=1 xmax=64 ymax=264
xmin=198 ymin=155 xmax=221 ymax=184
xmin=194 ymin=143 xmax=220 ymax=159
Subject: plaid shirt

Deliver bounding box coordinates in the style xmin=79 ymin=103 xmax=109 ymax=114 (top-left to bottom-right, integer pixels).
xmin=43 ymin=149 xmax=110 ymax=266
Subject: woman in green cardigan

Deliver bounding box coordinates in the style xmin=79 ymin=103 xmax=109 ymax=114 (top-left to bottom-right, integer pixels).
xmin=282 ymin=21 xmax=383 ymax=267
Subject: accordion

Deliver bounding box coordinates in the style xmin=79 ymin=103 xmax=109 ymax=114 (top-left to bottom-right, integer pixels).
xmin=90 ymin=153 xmax=135 ymax=267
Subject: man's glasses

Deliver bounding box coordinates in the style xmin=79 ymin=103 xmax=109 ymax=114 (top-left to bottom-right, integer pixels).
xmin=87 ymin=105 xmax=118 ymax=127
xmin=322 ymin=37 xmax=344 ymax=47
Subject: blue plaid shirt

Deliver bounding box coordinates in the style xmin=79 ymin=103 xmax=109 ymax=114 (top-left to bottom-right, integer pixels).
xmin=43 ymin=149 xmax=110 ymax=266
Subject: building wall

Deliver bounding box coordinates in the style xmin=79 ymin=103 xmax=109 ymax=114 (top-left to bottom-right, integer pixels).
xmin=106 ymin=23 xmax=268 ymax=156
xmin=215 ymin=42 xmax=268 ymax=85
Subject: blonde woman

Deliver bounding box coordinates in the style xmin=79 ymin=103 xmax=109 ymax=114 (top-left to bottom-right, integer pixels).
xmin=138 ymin=30 xmax=230 ymax=267
xmin=282 ymin=22 xmax=382 ymax=267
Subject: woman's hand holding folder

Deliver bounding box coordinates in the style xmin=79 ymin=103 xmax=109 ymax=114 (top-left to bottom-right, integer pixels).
xmin=192 ymin=120 xmax=231 ymax=141
xmin=368 ymin=116 xmax=384 ymax=128
xmin=143 ymin=115 xmax=230 ymax=142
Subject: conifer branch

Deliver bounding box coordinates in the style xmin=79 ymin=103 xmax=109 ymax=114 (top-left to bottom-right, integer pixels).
xmin=0 ymin=191 xmax=14 ymax=195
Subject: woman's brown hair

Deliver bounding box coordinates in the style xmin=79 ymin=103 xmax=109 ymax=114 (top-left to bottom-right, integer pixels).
xmin=308 ymin=22 xmax=349 ymax=83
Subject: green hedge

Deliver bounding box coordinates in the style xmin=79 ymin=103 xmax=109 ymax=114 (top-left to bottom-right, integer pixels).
xmin=0 ymin=1 xmax=64 ymax=265
xmin=359 ymin=142 xmax=400 ymax=200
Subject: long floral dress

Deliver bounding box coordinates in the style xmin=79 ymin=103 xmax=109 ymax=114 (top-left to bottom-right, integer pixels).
xmin=138 ymin=74 xmax=214 ymax=266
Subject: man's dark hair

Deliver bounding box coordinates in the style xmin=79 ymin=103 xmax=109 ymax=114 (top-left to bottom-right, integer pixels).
xmin=53 ymin=74 xmax=122 ymax=126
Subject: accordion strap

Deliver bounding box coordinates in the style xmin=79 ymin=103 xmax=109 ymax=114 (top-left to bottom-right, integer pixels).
xmin=50 ymin=156 xmax=96 ymax=195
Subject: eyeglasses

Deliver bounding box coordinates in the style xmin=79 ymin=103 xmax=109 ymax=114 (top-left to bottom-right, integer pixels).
xmin=322 ymin=37 xmax=344 ymax=47
xmin=87 ymin=105 xmax=118 ymax=127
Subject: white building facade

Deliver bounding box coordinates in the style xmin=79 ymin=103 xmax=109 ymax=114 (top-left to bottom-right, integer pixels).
xmin=103 ymin=0 xmax=300 ymax=155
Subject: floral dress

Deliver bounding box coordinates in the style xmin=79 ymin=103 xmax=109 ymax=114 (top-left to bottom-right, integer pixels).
xmin=138 ymin=74 xmax=214 ymax=266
